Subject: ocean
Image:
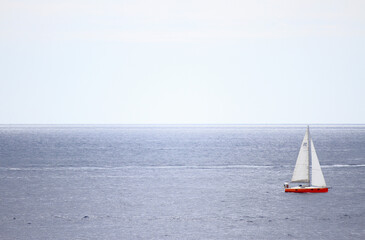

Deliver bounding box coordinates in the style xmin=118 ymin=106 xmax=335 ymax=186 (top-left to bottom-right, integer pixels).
xmin=0 ymin=125 xmax=364 ymax=239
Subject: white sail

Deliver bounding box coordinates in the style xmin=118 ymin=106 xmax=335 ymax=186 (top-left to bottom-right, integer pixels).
xmin=291 ymin=128 xmax=310 ymax=183
xmin=310 ymin=140 xmax=327 ymax=187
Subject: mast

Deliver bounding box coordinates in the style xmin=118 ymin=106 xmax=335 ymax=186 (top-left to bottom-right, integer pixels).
xmin=307 ymin=125 xmax=311 ymax=186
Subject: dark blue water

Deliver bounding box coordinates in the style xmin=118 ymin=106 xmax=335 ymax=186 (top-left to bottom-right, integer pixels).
xmin=0 ymin=125 xmax=364 ymax=239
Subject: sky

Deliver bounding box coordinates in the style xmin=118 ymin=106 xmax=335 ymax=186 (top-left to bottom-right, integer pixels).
xmin=0 ymin=0 xmax=364 ymax=124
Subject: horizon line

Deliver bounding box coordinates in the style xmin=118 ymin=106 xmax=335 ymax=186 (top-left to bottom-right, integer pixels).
xmin=1 ymin=123 xmax=364 ymax=126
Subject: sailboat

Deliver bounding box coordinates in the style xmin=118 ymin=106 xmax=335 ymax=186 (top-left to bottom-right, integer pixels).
xmin=284 ymin=126 xmax=328 ymax=193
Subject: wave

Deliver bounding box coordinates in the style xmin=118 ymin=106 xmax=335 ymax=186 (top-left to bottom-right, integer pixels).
xmin=144 ymin=165 xmax=274 ymax=169
xmin=0 ymin=165 xmax=274 ymax=171
xmin=322 ymin=164 xmax=365 ymax=168
xmin=1 ymin=164 xmax=364 ymax=171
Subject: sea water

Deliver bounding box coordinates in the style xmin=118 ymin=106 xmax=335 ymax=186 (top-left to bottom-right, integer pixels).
xmin=0 ymin=125 xmax=364 ymax=239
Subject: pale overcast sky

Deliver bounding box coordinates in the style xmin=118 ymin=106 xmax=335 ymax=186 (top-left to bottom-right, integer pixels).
xmin=0 ymin=0 xmax=364 ymax=124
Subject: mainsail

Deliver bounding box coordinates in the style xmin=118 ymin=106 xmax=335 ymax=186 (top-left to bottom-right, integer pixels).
xmin=291 ymin=128 xmax=310 ymax=183
xmin=310 ymin=140 xmax=327 ymax=187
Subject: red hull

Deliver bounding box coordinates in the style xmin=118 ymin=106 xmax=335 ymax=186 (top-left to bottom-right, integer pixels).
xmin=285 ymin=187 xmax=328 ymax=193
